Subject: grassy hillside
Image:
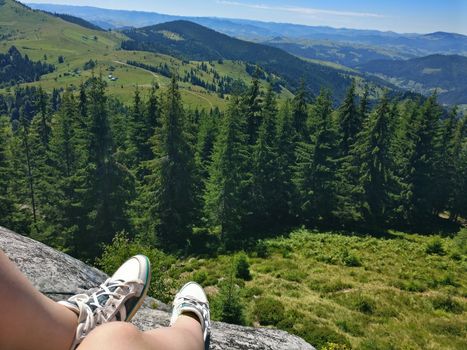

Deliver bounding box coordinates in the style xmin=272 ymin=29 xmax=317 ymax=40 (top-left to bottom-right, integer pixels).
xmin=150 ymin=229 xmax=466 ymax=349
xmin=0 ymin=0 xmax=275 ymax=109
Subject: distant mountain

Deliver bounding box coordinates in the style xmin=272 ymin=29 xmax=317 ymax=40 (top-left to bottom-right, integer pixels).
xmin=27 ymin=3 xmax=467 ymax=59
xmin=263 ymin=39 xmax=412 ymax=68
xmin=359 ymin=54 xmax=467 ymax=105
xmin=121 ymin=20 xmax=354 ymax=100
xmin=40 ymin=10 xmax=104 ymax=31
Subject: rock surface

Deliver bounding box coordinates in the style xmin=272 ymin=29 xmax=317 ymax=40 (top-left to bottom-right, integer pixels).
xmin=0 ymin=226 xmax=315 ymax=350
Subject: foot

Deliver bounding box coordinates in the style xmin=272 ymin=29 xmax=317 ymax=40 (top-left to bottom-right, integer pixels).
xmin=170 ymin=282 xmax=211 ymax=349
xmin=59 ymin=255 xmax=151 ymax=349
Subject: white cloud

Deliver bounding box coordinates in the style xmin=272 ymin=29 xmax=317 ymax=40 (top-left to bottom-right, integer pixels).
xmin=217 ymin=0 xmax=385 ymax=18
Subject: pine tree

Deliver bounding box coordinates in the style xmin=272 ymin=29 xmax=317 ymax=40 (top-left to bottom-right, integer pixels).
xmin=337 ymin=82 xmax=360 ymax=156
xmin=249 ymin=86 xmax=281 ymax=232
xmin=16 ymin=111 xmax=38 ymax=224
xmin=359 ymin=85 xmax=370 ymax=121
xmin=242 ymin=77 xmax=262 ymax=145
xmin=36 ymin=86 xmax=51 ymax=147
xmin=127 ymin=86 xmax=149 ymax=170
xmin=352 ymin=94 xmax=395 ymax=226
xmin=146 ymin=77 xmax=199 ymax=250
xmin=48 ymin=91 xmax=82 ymax=248
xmin=144 ymin=83 xmax=160 ymax=157
xmin=406 ymin=94 xmax=442 ymax=225
xmin=294 ymin=89 xmax=339 ymax=225
xmin=73 ymin=76 xmax=132 ymax=259
xmin=0 ymin=115 xmax=16 ymax=228
xmin=432 ymin=107 xmax=458 ymax=215
xmin=291 ymin=80 xmax=309 ymax=143
xmin=196 ymin=108 xmax=218 ymax=180
xmin=204 ymin=96 xmax=250 ymax=247
xmin=449 ymin=115 xmax=467 ymax=220
xmin=275 ymin=100 xmax=297 ymax=226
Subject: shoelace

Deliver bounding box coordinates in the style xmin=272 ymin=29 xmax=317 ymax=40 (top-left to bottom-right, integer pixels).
xmin=71 ymin=279 xmax=134 ymax=336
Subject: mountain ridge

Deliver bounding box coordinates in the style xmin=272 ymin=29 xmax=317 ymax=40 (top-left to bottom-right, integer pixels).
xmin=26 ymin=3 xmax=467 ymax=53
xmin=360 ymin=54 xmax=467 ymax=104
xmin=121 ymin=20 xmax=354 ymax=100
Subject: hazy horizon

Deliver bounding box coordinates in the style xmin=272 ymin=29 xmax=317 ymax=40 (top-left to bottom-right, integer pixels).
xmin=24 ymin=0 xmax=467 ymax=35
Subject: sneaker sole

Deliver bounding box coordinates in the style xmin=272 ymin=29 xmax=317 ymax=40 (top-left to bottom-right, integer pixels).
xmin=125 ymin=255 xmax=152 ymax=322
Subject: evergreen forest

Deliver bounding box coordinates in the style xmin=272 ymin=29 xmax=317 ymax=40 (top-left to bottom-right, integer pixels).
xmin=1 ymin=75 xmax=465 ymax=261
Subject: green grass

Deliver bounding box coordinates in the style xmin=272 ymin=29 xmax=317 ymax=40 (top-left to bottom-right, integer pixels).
xmin=164 ymin=229 xmax=467 ymax=349
xmin=0 ymin=0 xmax=292 ymax=110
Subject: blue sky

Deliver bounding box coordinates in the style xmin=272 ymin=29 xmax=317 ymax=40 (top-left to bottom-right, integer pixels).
xmin=25 ymin=0 xmax=467 ymax=34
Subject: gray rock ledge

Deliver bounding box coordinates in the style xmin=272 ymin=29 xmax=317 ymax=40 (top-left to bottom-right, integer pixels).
xmin=0 ymin=226 xmax=315 ymax=350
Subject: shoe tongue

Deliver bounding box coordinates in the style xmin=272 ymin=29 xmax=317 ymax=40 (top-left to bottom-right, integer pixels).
xmin=89 ymin=279 xmax=125 ymax=312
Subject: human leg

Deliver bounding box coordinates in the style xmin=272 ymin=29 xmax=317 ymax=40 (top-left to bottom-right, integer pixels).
xmin=78 ymin=282 xmax=210 ymax=350
xmin=78 ymin=315 xmax=204 ymax=350
xmin=59 ymin=255 xmax=151 ymax=349
xmin=0 ymin=250 xmax=77 ymax=350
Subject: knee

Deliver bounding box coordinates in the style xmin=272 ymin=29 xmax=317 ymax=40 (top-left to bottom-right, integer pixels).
xmin=80 ymin=322 xmax=142 ymax=348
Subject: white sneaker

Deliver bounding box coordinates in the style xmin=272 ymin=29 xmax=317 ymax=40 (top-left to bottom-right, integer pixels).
xmin=170 ymin=282 xmax=211 ymax=349
xmin=59 ymin=255 xmax=151 ymax=349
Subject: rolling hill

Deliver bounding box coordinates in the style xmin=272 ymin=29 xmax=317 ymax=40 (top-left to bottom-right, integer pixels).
xmin=0 ymin=0 xmax=244 ymax=109
xmin=360 ymin=54 xmax=467 ymax=105
xmin=27 ymin=3 xmax=467 ymax=60
xmin=121 ymin=20 xmax=354 ymax=101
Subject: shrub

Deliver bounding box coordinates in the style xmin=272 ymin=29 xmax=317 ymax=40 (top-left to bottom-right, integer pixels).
xmin=393 ymin=279 xmax=428 ymax=292
xmin=193 ymin=270 xmax=207 ymax=285
xmin=454 ymin=229 xmax=467 ymax=255
xmin=313 ymin=280 xmax=353 ymax=293
xmin=336 ymin=319 xmax=364 ymax=336
xmin=431 ymin=296 xmax=464 ymax=314
xmin=211 ymin=276 xmax=246 ymax=325
xmin=354 ymin=295 xmax=376 ymax=315
xmin=97 ymin=232 xmax=175 ymax=303
xmin=242 ymin=285 xmax=263 ymax=298
xmin=341 ymin=249 xmax=362 ymax=267
xmin=294 ymin=321 xmax=351 ymax=350
xmin=282 ymin=269 xmax=307 ymax=282
xmin=255 ymin=239 xmax=270 ymax=258
xmin=438 ymin=274 xmax=459 ymax=287
xmin=235 ymin=252 xmax=252 ymax=280
xmin=426 ymin=238 xmax=445 ymax=255
xmin=254 ymin=297 xmax=285 ymax=326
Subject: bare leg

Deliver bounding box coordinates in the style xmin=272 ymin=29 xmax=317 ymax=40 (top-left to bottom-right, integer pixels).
xmin=0 ymin=250 xmax=77 ymax=350
xmin=79 ymin=315 xmax=204 ymax=350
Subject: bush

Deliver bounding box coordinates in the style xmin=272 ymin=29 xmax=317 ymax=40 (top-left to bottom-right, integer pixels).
xmin=336 ymin=319 xmax=364 ymax=337
xmin=431 ymin=296 xmax=464 ymax=314
xmin=235 ymin=252 xmax=252 ymax=280
xmin=255 ymin=239 xmax=270 ymax=258
xmin=211 ymin=277 xmax=246 ymax=325
xmin=342 ymin=249 xmax=362 ymax=267
xmin=293 ymin=321 xmax=351 ymax=350
xmin=253 ymin=297 xmax=285 ymax=326
xmin=454 ymin=229 xmax=467 ymax=255
xmin=193 ymin=270 xmax=207 ymax=285
xmin=97 ymin=232 xmax=175 ymax=303
xmin=354 ymin=295 xmax=376 ymax=314
xmin=312 ymin=280 xmax=353 ymax=293
xmin=282 ymin=269 xmax=307 ymax=282
xmin=393 ymin=278 xmax=428 ymax=292
xmin=426 ymin=238 xmax=445 ymax=255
